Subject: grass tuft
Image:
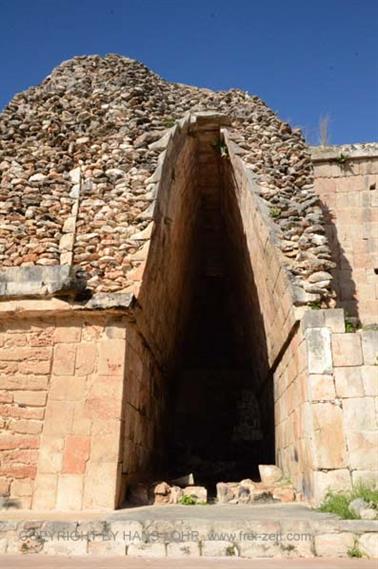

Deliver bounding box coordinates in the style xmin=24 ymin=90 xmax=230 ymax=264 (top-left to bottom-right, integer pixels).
xmin=319 ymin=483 xmax=378 ymax=519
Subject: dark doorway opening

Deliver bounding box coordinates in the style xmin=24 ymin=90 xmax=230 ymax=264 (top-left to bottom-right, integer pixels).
xmin=163 ymin=146 xmax=275 ymax=494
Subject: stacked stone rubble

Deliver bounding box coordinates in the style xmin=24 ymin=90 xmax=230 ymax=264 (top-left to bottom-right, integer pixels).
xmin=0 ymin=54 xmax=334 ymax=302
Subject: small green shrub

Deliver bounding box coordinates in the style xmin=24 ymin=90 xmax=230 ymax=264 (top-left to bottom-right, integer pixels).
xmin=320 ymin=492 xmax=356 ymax=519
xmin=345 ymin=317 xmax=360 ymax=333
xmin=319 ymin=483 xmax=378 ymax=519
xmin=347 ymin=541 xmax=364 ymax=558
xmin=269 ymin=207 xmax=281 ymax=219
xmin=178 ymin=495 xmax=197 ymax=505
xmin=345 ymin=321 xmax=355 ymax=333
xmin=334 ymin=152 xmax=350 ymax=165
xmin=163 ymin=117 xmax=176 ymax=128
xmin=309 ymin=301 xmax=322 ymax=310
xmin=212 ymin=140 xmax=228 ymax=158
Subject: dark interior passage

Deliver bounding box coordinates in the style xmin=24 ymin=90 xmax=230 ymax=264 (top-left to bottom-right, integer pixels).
xmin=163 ymin=138 xmax=275 ymax=489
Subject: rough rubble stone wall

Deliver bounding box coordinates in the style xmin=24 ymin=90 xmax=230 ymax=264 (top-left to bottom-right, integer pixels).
xmin=0 ymin=54 xmax=333 ymax=304
xmin=0 ymin=311 xmax=127 ymax=510
xmin=312 ymin=144 xmax=378 ymax=324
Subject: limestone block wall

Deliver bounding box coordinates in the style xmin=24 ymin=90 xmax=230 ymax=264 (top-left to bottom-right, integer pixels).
xmin=275 ymin=307 xmax=378 ymax=503
xmin=0 ymin=308 xmax=127 ymax=510
xmin=274 ymin=323 xmax=310 ymax=497
xmin=120 ymin=323 xmax=166 ymax=495
xmin=136 ymin=121 xmax=201 ymax=363
xmin=312 ymin=144 xmax=378 ymax=324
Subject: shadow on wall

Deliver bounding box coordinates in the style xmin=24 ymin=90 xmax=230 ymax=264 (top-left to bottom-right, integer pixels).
xmin=320 ymin=201 xmax=359 ymax=321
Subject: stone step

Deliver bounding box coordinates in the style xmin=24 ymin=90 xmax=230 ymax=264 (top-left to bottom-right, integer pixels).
xmin=0 ymin=504 xmax=377 ymax=558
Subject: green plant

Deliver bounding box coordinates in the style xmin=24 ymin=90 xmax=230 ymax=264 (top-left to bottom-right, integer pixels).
xmin=345 ymin=321 xmax=355 ymax=333
xmin=309 ymin=301 xmax=322 ymax=310
xmin=178 ymin=495 xmax=197 ymax=505
xmin=347 ymin=540 xmax=364 ymax=558
xmin=319 ymin=482 xmax=378 ymax=520
xmin=344 ymin=316 xmax=360 ymax=333
xmin=269 ymin=207 xmax=281 ymax=219
xmin=334 ymin=152 xmax=350 ymax=165
xmin=212 ymin=140 xmax=228 ymax=158
xmin=163 ymin=117 xmax=176 ymax=128
xmin=319 ymin=492 xmax=355 ymax=519
xmin=277 ymin=476 xmax=293 ymax=486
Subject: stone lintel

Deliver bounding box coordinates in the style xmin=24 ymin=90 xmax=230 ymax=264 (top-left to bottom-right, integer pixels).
xmin=311 ymin=143 xmax=378 ymax=162
xmin=0 ymin=265 xmax=86 ymax=299
xmin=0 ymin=292 xmax=136 ymax=319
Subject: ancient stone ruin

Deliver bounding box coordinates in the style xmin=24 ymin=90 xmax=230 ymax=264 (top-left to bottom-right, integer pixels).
xmin=0 ymin=55 xmax=377 ymax=512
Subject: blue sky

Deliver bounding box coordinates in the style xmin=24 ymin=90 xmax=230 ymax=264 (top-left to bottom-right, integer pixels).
xmin=0 ymin=0 xmax=377 ymax=145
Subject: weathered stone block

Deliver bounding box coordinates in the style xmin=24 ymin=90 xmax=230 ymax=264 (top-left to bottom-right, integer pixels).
xmin=314 ymin=532 xmax=354 ymax=557
xmin=13 ymin=391 xmax=47 ymax=407
xmin=312 ymin=403 xmax=347 ymax=468
xmin=32 ymin=474 xmax=58 ymax=510
xmin=182 ymin=486 xmax=207 ymax=502
xmin=90 ymin=435 xmax=119 ymax=463
xmin=56 ymin=474 xmax=83 ymax=510
xmin=332 ymin=333 xmax=363 ymax=367
xmin=43 ymin=537 xmax=88 ymax=556
xmin=83 ymin=462 xmax=118 ymax=509
xmin=358 ymin=533 xmax=378 ymax=558
xmin=343 ymin=397 xmax=376 ymax=430
xmin=306 ymin=328 xmax=333 ymax=374
xmin=201 ymin=540 xmax=239 ymax=557
xmin=87 ymin=539 xmax=126 ymax=556
xmin=63 ymin=435 xmax=90 ymax=474
xmin=52 ymin=343 xmax=76 ymax=375
xmin=302 ymin=310 xmax=325 ymax=330
xmin=361 ymin=330 xmax=378 ymax=365
xmin=308 ymin=374 xmax=335 ymax=400
xmin=37 ymin=442 xmax=64 ymax=474
xmin=166 ymin=541 xmax=200 ymax=557
xmin=49 ymin=375 xmax=86 ymax=401
xmin=351 ymin=470 xmax=378 ymax=487
xmin=76 ymin=343 xmax=97 ymax=375
xmin=11 ymin=478 xmax=33 ymax=497
xmin=44 ymin=401 xmax=74 ymax=435
xmin=347 ymin=431 xmax=378 ymax=469
xmin=334 ymin=367 xmax=364 ymax=398
xmin=98 ymin=340 xmax=126 ymax=376
xmin=9 ymin=419 xmax=43 ymax=435
xmin=0 ymin=266 xmax=86 ymax=299
xmin=362 ymin=366 xmax=378 ymax=396
xmin=313 ymin=470 xmax=352 ymax=504
xmin=127 ymin=542 xmax=166 ymax=557
xmin=324 ymin=309 xmax=345 ymax=333
xmin=258 ymin=464 xmax=283 ymax=484
xmin=54 ymin=326 xmax=81 ymax=344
